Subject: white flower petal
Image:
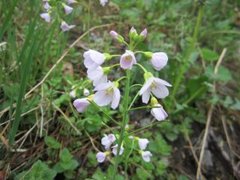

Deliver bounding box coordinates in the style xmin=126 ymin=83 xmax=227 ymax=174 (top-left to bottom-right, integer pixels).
xmin=138 ymin=138 xmax=149 ymax=150
xmin=151 ymin=85 xmax=169 ymax=99
xmin=142 ymin=90 xmax=151 ymax=104
xmin=96 ymin=152 xmax=106 ymax=163
xmin=111 ymin=87 xmax=120 ymax=109
xmin=93 ymin=91 xmax=112 ymax=106
xmin=139 ymin=78 xmax=154 ymax=95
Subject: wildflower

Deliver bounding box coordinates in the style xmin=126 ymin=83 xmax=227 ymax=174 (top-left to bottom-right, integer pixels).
xmin=73 ymin=98 xmax=90 ymax=113
xmin=87 ymin=66 xmax=107 ymax=86
xmin=67 ymin=0 xmax=76 ymax=4
xmin=99 ymin=0 xmax=108 ymax=6
xmin=96 ymin=152 xmax=106 ymax=163
xmin=150 ymin=52 xmax=168 ymax=71
xmin=151 ymin=104 xmax=168 ymax=121
xmin=83 ymin=50 xmax=105 ymax=70
xmin=40 ymin=13 xmax=51 ymax=23
xmin=141 ymin=151 xmax=152 ymax=162
xmin=138 ymin=138 xmax=149 ymax=150
xmin=43 ymin=2 xmax=51 ymax=10
xmin=140 ymin=28 xmax=147 ymax=38
xmin=120 ymin=50 xmax=136 ymax=69
xmin=93 ymin=81 xmax=120 ymax=109
xmin=139 ymin=75 xmax=172 ymax=104
xmin=101 ymin=134 xmax=116 ymax=150
xmin=83 ymin=88 xmax=90 ymax=96
xmin=60 ymin=21 xmax=75 ymax=32
xmin=63 ymin=4 xmax=73 ymax=15
xmin=112 ymin=144 xmax=124 ymax=156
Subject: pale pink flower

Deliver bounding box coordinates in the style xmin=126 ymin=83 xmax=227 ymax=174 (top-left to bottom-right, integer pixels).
xmin=93 ymin=81 xmax=120 ymax=109
xmin=60 ymin=21 xmax=75 ymax=32
xmin=138 ymin=138 xmax=149 ymax=150
xmin=43 ymin=2 xmax=51 ymax=10
xmin=120 ymin=50 xmax=136 ymax=69
xmin=101 ymin=134 xmax=116 ymax=150
xmin=63 ymin=4 xmax=73 ymax=15
xmin=83 ymin=50 xmax=105 ymax=70
xmin=96 ymin=152 xmax=106 ymax=163
xmin=139 ymin=77 xmax=172 ymax=104
xmin=87 ymin=66 xmax=107 ymax=86
xmin=140 ymin=28 xmax=147 ymax=38
xmin=40 ymin=13 xmax=51 ymax=23
xmin=151 ymin=104 xmax=168 ymax=121
xmin=150 ymin=52 xmax=168 ymax=71
xmin=141 ymin=151 xmax=152 ymax=162
xmin=112 ymin=144 xmax=124 ymax=156
xmin=73 ymin=98 xmax=90 ymax=113
xmin=99 ymin=0 xmax=108 ymax=6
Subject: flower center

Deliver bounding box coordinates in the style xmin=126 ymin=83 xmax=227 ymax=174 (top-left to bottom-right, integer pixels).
xmin=125 ymin=55 xmax=132 ymax=62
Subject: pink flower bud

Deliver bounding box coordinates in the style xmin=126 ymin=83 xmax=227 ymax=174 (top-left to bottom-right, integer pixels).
xmin=109 ymin=30 xmax=118 ymax=39
xmin=140 ymin=28 xmax=147 ymax=38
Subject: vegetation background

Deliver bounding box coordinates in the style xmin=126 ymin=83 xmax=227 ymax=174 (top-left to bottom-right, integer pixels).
xmin=0 ymin=0 xmax=240 ymax=179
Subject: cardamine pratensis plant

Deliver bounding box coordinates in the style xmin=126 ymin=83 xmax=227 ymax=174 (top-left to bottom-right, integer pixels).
xmin=73 ymin=27 xmax=171 ymax=173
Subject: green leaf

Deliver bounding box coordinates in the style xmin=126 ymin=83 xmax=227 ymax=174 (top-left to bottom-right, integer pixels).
xmin=15 ymin=160 xmax=56 ymax=180
xmin=201 ymin=48 xmax=219 ymax=61
xmin=44 ymin=136 xmax=61 ymax=149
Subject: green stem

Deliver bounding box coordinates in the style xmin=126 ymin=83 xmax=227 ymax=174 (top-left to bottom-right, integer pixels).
xmin=113 ymin=70 xmax=131 ymax=179
xmin=170 ymin=6 xmax=203 ymax=110
xmin=136 ymin=63 xmax=147 ymax=73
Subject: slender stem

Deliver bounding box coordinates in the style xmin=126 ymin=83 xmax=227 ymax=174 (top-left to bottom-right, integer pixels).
xmin=113 ymin=70 xmax=131 ymax=179
xmin=170 ymin=6 xmax=203 ymax=109
xmin=136 ymin=63 xmax=147 ymax=73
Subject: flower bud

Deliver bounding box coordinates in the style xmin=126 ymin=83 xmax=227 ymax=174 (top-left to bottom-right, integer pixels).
xmin=129 ymin=27 xmax=138 ymax=41
xmin=143 ymin=72 xmax=153 ymax=81
xmin=140 ymin=28 xmax=147 ymax=38
xmin=83 ymin=88 xmax=90 ymax=96
xmin=109 ymin=31 xmax=125 ymax=43
xmin=150 ymin=97 xmax=158 ymax=106
xmin=143 ymin=51 xmax=153 ymax=59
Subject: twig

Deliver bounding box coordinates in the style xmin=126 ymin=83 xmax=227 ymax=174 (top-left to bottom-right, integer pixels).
xmin=196 ymin=48 xmax=227 ymax=179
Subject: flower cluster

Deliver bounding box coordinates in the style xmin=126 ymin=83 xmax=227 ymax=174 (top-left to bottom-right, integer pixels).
xmin=129 ymin=136 xmax=152 ymax=162
xmin=73 ymin=27 xmax=171 ymax=163
xmin=96 ymin=134 xmax=124 ymax=163
xmin=40 ymin=0 xmax=76 ymax=32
